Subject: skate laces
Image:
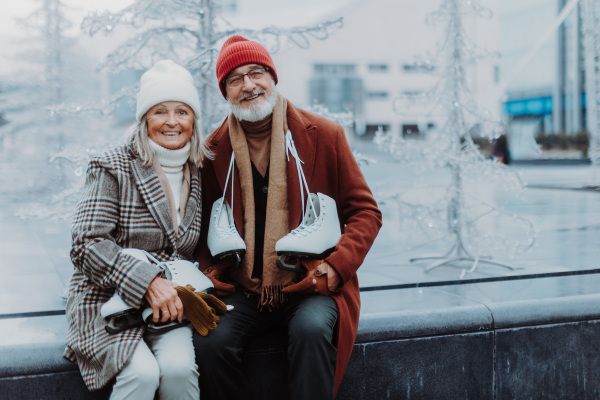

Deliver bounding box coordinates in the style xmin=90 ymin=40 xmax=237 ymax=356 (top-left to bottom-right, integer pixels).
xmin=289 ymin=216 xmax=323 ymax=237
xmin=285 ymin=131 xmax=317 ymax=222
xmin=214 ymin=153 xmax=237 ymax=231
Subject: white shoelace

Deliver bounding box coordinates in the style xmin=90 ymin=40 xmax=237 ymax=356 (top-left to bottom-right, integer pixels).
xmin=285 ymin=131 xmax=317 ymax=224
xmin=289 ymin=217 xmax=323 ymax=237
xmin=213 ymin=153 xmax=237 ymax=232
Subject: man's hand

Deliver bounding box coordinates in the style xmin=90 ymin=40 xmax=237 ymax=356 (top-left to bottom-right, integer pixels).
xmin=204 ymin=260 xmax=236 ymax=297
xmin=281 ymin=259 xmax=340 ymax=296
xmin=144 ymin=277 xmax=184 ymax=323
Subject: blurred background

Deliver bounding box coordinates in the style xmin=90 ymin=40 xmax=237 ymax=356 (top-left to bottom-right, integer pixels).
xmin=1 ymin=0 xmax=600 ymax=315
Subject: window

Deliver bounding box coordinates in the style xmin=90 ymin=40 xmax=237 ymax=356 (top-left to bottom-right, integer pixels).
xmin=313 ymin=64 xmax=356 ymax=76
xmin=401 ymin=90 xmax=423 ymax=97
xmin=214 ymin=0 xmax=237 ymax=13
xmin=365 ymin=124 xmax=390 ymax=138
xmin=368 ymin=64 xmax=389 ymax=73
xmin=402 ymin=63 xmax=435 ymax=74
xmin=310 ymin=63 xmax=362 ymax=115
xmin=402 ymin=124 xmax=420 ymax=137
xmin=309 ymin=76 xmax=363 ymax=113
xmin=367 ymin=91 xmax=389 ymax=100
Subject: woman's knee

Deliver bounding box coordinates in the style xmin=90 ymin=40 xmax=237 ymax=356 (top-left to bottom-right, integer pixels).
xmin=158 ymin=350 xmax=198 ymax=381
xmin=112 ymin=349 xmax=160 ymax=399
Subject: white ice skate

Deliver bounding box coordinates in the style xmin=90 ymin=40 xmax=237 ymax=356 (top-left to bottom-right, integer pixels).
xmin=275 ymin=132 xmax=341 ymax=272
xmin=101 ymin=249 xmax=217 ymax=334
xmin=207 ymin=152 xmax=246 ymax=268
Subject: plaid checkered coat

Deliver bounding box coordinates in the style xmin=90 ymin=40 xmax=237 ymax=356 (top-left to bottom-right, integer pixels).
xmin=63 ymin=144 xmax=203 ymax=391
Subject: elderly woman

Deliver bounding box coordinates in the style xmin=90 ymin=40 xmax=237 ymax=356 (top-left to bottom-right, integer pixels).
xmin=64 ymin=60 xmax=211 ymax=399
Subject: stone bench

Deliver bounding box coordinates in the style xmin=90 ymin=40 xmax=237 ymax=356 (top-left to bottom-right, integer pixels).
xmin=3 ymin=274 xmax=600 ymax=399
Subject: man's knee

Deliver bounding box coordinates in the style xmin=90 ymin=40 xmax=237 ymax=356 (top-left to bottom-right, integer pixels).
xmin=193 ymin=328 xmax=242 ymax=369
xmin=289 ymin=296 xmax=337 ymax=342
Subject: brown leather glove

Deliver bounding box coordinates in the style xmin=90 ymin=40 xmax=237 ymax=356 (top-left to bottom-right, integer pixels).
xmin=203 ymin=261 xmax=236 ymax=297
xmin=175 ymin=285 xmax=228 ymax=336
xmin=281 ymin=259 xmax=333 ymax=296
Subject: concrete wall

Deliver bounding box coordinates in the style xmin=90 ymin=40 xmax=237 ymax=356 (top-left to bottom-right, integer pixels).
xmin=3 ymin=274 xmax=600 ymax=399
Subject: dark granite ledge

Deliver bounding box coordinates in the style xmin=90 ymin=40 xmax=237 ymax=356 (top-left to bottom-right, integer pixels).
xmin=3 ymin=273 xmax=600 ymax=399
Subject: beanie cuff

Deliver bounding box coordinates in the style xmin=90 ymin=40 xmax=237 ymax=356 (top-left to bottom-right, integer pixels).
xmin=136 ymin=60 xmax=201 ymax=122
xmin=136 ymin=80 xmax=201 ymax=122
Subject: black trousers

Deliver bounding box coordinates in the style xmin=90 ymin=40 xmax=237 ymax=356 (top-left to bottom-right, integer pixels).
xmin=193 ymin=288 xmax=338 ymax=400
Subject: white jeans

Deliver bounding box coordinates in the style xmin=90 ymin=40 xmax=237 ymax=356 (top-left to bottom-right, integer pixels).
xmin=110 ymin=325 xmax=200 ymax=400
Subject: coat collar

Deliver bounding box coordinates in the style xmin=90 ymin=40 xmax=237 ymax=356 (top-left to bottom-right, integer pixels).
xmin=131 ymin=155 xmax=201 ymax=246
xmin=209 ymin=99 xmax=317 ymax=232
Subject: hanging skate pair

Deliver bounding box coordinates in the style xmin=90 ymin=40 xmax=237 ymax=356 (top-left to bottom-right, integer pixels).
xmin=275 ymin=131 xmax=342 ymax=272
xmin=100 ymin=248 xmax=217 ymax=334
xmin=207 ymin=152 xmax=246 ymax=268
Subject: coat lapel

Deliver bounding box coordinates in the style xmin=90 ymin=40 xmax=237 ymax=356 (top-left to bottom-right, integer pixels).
xmin=179 ymin=162 xmax=200 ymax=236
xmin=131 ymin=157 xmax=177 ymax=243
xmin=285 ymin=101 xmax=317 ymax=230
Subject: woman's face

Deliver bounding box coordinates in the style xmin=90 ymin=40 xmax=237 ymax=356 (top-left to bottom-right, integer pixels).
xmin=146 ymin=101 xmax=195 ymax=150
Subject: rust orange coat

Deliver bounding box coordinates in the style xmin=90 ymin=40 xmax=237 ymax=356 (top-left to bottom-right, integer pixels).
xmin=195 ymin=100 xmax=382 ymax=395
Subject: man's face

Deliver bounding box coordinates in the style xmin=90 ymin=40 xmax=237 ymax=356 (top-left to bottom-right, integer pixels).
xmin=225 ymin=64 xmax=274 ymax=112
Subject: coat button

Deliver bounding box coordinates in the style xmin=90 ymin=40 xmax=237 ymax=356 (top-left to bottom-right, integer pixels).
xmin=165 ymin=246 xmax=174 ymax=255
xmin=262 ymin=186 xmax=268 ymax=194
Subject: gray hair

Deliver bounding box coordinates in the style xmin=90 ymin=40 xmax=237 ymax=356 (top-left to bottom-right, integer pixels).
xmin=127 ymin=115 xmax=212 ymax=167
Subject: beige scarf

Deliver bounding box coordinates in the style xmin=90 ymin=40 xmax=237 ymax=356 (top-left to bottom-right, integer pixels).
xmin=228 ymin=94 xmax=296 ymax=310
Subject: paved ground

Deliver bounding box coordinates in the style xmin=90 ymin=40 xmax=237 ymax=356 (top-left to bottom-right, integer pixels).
xmin=1 ymin=142 xmax=599 ymax=317
xmin=360 ymin=159 xmax=600 ymax=288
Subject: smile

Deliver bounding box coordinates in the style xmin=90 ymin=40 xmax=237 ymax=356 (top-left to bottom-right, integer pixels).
xmin=244 ymin=94 xmax=260 ymax=101
xmin=162 ymin=132 xmax=180 ymax=136
xmin=239 ymin=90 xmax=265 ymax=103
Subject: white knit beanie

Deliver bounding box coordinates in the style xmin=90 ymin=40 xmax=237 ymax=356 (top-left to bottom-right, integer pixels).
xmin=136 ymin=60 xmax=201 ymax=122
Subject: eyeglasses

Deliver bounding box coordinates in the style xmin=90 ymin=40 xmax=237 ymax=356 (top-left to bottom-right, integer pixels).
xmin=224 ymin=67 xmax=269 ymax=88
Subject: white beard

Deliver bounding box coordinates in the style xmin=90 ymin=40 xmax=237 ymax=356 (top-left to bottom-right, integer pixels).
xmin=229 ymin=84 xmax=278 ymax=122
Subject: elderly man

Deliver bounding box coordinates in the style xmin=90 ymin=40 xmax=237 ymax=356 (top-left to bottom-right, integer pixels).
xmin=193 ymin=35 xmax=382 ymax=400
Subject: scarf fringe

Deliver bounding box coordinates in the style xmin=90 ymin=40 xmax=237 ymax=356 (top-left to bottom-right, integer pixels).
xmin=258 ymin=285 xmax=289 ymax=311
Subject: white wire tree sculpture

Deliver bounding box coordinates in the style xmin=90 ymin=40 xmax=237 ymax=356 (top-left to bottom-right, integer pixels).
xmin=0 ymin=0 xmax=100 ymax=201
xmin=54 ymin=0 xmax=343 ymax=135
xmin=0 ymin=0 xmax=70 ymax=151
xmin=375 ymin=0 xmax=536 ymax=276
xmin=32 ymin=0 xmax=343 ymax=219
xmin=581 ymin=0 xmax=600 ymax=186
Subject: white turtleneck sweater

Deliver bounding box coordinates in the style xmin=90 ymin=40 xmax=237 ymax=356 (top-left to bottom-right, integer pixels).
xmin=149 ymin=139 xmax=190 ymax=225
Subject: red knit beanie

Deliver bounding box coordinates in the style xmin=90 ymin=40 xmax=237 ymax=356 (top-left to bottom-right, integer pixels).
xmin=216 ymin=35 xmax=278 ymax=98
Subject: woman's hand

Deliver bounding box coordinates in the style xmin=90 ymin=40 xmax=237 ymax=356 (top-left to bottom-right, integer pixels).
xmin=144 ymin=277 xmax=184 ymax=323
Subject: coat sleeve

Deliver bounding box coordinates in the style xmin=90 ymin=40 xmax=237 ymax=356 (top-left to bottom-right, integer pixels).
xmin=324 ymin=126 xmax=382 ymax=286
xmin=70 ymin=156 xmax=161 ymax=308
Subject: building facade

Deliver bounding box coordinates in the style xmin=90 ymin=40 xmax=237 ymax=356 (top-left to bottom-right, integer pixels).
xmin=258 ymin=0 xmax=500 ymax=142
xmin=497 ymin=0 xmax=586 ymax=159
